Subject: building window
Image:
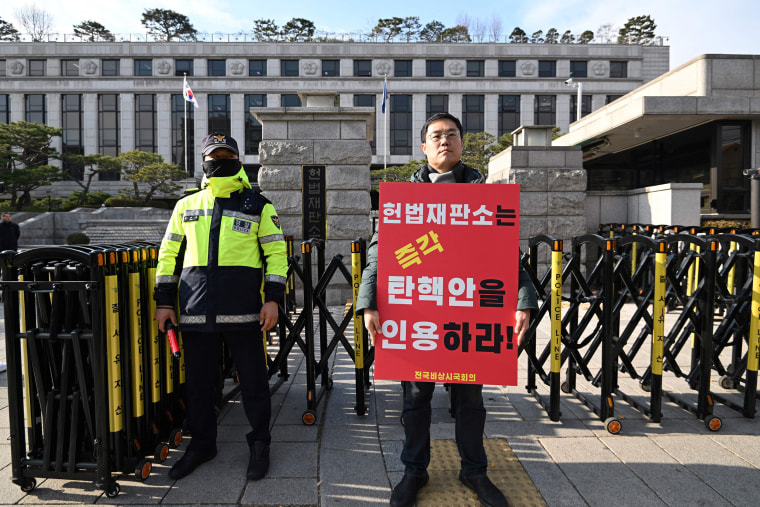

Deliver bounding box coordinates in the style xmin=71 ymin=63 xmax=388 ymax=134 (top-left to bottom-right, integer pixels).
xmin=570 ymin=95 xmax=592 ymax=122
xmin=610 ymin=61 xmax=628 ymax=78
xmin=390 ymin=95 xmax=413 ymax=155
xmin=245 ymin=94 xmax=266 ymax=155
xmin=534 ymin=95 xmax=556 ymax=125
xmin=175 ymin=59 xmax=193 ymax=76
xmin=25 ymin=94 xmax=46 ymax=124
xmin=102 ymin=59 xmax=119 ymax=76
xmin=28 ymin=59 xmax=46 ymax=76
xmin=62 ymin=94 xmax=84 ymax=180
xmin=249 ymin=59 xmax=266 ymax=77
xmin=281 ymin=94 xmax=301 ymax=107
xmin=426 ymin=60 xmax=444 ymax=77
xmin=98 ymin=94 xmax=120 ymax=179
xmin=606 ymin=95 xmax=623 ymax=104
xmin=322 ymin=60 xmax=340 ymax=77
xmin=354 ymin=59 xmax=371 ymax=77
xmin=466 ymin=60 xmax=484 ymax=77
xmin=353 ymin=95 xmax=376 ymax=154
xmin=281 ymin=60 xmax=299 ymax=77
xmin=570 ymin=61 xmax=587 ymax=78
xmin=208 ymin=59 xmax=226 ymax=76
xmin=426 ymin=94 xmax=448 ymax=116
xmin=134 ymin=59 xmax=152 ymax=76
xmin=395 ymin=60 xmax=412 ymax=77
xmin=0 ymin=95 xmax=9 ymax=124
xmin=498 ymin=95 xmax=520 ymax=137
xmin=538 ymin=61 xmax=556 ymax=78
xmin=498 ymin=60 xmax=516 ymax=77
xmin=171 ymin=94 xmax=195 ymax=176
xmin=0 ymin=60 xmax=6 ymax=77
xmin=135 ymin=94 xmax=156 ymax=153
xmin=462 ymin=95 xmax=484 ymax=134
xmin=62 ymin=60 xmax=79 ymax=77
xmin=207 ymin=94 xmax=230 ymax=134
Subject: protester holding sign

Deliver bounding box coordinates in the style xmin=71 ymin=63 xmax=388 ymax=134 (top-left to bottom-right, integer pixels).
xmin=356 ymin=113 xmax=538 ymax=507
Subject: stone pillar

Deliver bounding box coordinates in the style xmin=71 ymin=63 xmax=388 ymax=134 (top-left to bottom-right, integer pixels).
xmin=487 ymin=126 xmax=586 ymax=273
xmin=254 ymin=93 xmax=374 ymax=305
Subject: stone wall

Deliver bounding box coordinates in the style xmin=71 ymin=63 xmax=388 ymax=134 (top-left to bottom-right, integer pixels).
xmin=255 ymin=105 xmax=373 ymax=305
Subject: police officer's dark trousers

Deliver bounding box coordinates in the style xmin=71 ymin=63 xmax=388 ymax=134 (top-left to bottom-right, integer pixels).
xmin=400 ymin=381 xmax=487 ymax=478
xmin=182 ymin=330 xmax=271 ymax=455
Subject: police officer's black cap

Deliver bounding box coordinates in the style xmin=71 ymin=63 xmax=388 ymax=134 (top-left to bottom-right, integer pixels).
xmin=200 ymin=133 xmax=239 ymax=157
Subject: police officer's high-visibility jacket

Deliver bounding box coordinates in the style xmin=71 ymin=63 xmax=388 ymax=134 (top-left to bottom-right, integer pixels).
xmin=154 ymin=167 xmax=287 ymax=332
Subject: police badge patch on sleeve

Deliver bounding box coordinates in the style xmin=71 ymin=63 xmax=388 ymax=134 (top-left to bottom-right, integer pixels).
xmin=232 ymin=218 xmax=252 ymax=234
xmin=271 ymin=215 xmax=281 ymax=229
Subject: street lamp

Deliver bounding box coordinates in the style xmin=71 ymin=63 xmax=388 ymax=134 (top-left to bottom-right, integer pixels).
xmin=565 ymin=78 xmax=583 ymax=123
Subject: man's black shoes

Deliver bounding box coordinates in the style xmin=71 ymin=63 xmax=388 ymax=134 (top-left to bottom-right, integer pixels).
xmin=459 ymin=474 xmax=508 ymax=507
xmin=168 ymin=450 xmax=216 ymax=480
xmin=247 ymin=442 xmax=270 ymax=480
xmin=390 ymin=472 xmax=429 ymax=507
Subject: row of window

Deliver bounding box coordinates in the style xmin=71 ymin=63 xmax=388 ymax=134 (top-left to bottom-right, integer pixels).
xmin=0 ymin=57 xmax=629 ymax=79
xmin=0 ymin=91 xmax=623 ymax=177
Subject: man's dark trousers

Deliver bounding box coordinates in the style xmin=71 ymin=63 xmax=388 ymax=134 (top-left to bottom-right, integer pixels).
xmin=400 ymin=381 xmax=487 ymax=477
xmin=182 ymin=330 xmax=271 ymax=454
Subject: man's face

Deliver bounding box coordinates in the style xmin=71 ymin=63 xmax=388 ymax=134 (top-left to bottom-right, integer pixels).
xmin=1 ymin=213 xmax=10 ymax=222
xmin=203 ymin=147 xmax=238 ymax=162
xmin=421 ymin=119 xmax=463 ymax=173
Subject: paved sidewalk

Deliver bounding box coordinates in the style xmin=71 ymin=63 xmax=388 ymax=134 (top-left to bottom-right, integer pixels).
xmin=1 ymin=305 xmax=760 ymax=506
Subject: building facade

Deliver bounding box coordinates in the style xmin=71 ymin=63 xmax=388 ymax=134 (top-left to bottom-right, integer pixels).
xmin=0 ymin=40 xmax=668 ymax=196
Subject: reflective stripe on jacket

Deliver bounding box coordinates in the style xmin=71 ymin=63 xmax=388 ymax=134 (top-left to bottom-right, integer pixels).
xmin=154 ymin=168 xmax=287 ymax=332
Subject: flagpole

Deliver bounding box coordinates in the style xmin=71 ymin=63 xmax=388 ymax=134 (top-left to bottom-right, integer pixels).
xmin=384 ymin=75 xmax=388 ymax=169
xmin=183 ymin=73 xmax=188 ymax=176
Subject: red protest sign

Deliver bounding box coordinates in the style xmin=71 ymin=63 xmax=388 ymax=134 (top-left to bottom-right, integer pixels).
xmin=375 ymin=182 xmax=521 ymax=386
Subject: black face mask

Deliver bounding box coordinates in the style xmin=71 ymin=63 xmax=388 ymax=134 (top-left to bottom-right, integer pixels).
xmin=202 ymin=158 xmax=241 ymax=178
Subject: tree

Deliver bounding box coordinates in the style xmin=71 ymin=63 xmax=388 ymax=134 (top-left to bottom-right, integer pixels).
xmin=441 ymin=25 xmax=470 ymax=42
xmin=140 ymin=8 xmax=197 ymax=41
xmin=0 ymin=121 xmax=65 ymax=209
xmin=419 ymin=21 xmax=445 ymax=42
xmin=489 ymin=17 xmax=503 ymax=41
xmin=596 ymin=23 xmax=615 ymax=44
xmin=462 ymin=132 xmax=499 ymax=175
xmin=577 ymin=30 xmax=595 ymax=44
xmin=61 ymin=153 xmax=120 ymax=205
xmin=14 ymin=4 xmax=53 ymax=42
xmin=400 ymin=16 xmax=421 ymax=42
xmin=0 ymin=17 xmax=21 ymax=41
xmin=370 ymin=160 xmax=424 ymax=191
xmin=370 ymin=17 xmax=404 ymax=42
xmin=561 ymin=30 xmax=575 ymax=44
xmin=116 ymin=151 xmax=186 ymax=201
xmin=252 ymin=19 xmax=279 ymax=41
xmin=281 ymin=18 xmax=315 ymax=42
xmin=544 ymin=28 xmax=559 ymax=44
xmin=508 ymin=27 xmax=527 ymax=43
xmin=618 ymin=15 xmax=657 ymax=45
xmin=73 ymin=20 xmax=114 ymax=42
xmin=530 ymin=30 xmax=544 ymax=44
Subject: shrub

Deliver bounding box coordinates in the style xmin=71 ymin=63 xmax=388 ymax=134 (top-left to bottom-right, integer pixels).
xmin=66 ymin=232 xmax=90 ymax=245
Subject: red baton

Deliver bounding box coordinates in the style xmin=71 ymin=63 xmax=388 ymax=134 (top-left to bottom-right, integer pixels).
xmin=165 ymin=321 xmax=181 ymax=359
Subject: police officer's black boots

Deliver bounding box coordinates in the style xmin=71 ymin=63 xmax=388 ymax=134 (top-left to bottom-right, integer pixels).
xmin=247 ymin=441 xmax=270 ymax=480
xmin=390 ymin=472 xmax=429 ymax=507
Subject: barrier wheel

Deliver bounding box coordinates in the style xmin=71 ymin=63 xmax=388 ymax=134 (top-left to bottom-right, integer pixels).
xmin=302 ymin=410 xmax=317 ymax=425
xmin=105 ymin=483 xmax=121 ymax=498
xmin=155 ymin=442 xmax=170 ymax=463
xmin=169 ymin=428 xmax=182 ymax=448
xmin=135 ymin=459 xmax=152 ymax=481
xmin=718 ymin=375 xmax=736 ymax=390
xmin=640 ymin=382 xmax=651 ymax=393
xmin=560 ymin=381 xmax=571 ymax=394
xmin=604 ymin=417 xmax=622 ymax=434
xmin=704 ymin=415 xmax=722 ymax=432
xmin=19 ymin=478 xmax=36 ymax=492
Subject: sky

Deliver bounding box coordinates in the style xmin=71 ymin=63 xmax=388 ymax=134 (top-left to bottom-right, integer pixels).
xmin=3 ymin=0 xmax=758 ymax=70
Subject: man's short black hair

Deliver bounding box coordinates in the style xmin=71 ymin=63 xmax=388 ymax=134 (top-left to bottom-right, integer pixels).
xmin=420 ymin=112 xmax=464 ymax=143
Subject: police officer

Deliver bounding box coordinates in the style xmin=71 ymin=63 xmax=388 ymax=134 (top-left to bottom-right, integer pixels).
xmin=356 ymin=113 xmax=538 ymax=507
xmin=154 ymin=133 xmax=287 ymax=481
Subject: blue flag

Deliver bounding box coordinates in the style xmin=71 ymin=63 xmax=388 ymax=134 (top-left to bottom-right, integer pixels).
xmin=381 ymin=79 xmax=388 ymax=114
